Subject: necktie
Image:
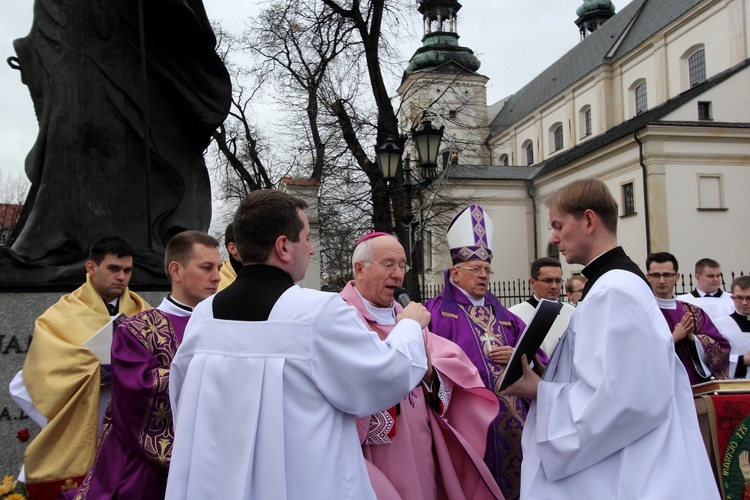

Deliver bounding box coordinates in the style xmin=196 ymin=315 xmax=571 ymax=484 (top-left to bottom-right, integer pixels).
xmin=107 ymin=303 xmax=117 ymax=315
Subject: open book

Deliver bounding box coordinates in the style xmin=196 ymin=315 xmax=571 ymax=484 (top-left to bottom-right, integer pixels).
xmin=83 ymin=313 xmax=126 ymax=384
xmin=498 ymin=299 xmax=563 ymax=391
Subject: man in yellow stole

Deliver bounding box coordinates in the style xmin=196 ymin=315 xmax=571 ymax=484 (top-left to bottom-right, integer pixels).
xmin=16 ymin=237 xmax=150 ymax=499
xmin=218 ymin=222 xmax=242 ymax=290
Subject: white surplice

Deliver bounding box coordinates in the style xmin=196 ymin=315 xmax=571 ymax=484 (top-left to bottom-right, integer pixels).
xmin=165 ymin=285 xmax=428 ymax=500
xmin=677 ymin=292 xmax=735 ymax=321
xmin=714 ymin=315 xmax=750 ymax=377
xmin=522 ymin=270 xmax=719 ymax=499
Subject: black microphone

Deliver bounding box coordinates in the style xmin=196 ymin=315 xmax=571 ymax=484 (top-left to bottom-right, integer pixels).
xmin=394 ymin=287 xmax=411 ymax=308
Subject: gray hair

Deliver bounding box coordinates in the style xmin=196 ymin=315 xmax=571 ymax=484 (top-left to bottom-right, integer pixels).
xmin=351 ymin=234 xmax=400 ymax=272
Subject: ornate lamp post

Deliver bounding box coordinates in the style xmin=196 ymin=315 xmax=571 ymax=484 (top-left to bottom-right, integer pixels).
xmin=375 ymin=116 xmax=444 ymax=297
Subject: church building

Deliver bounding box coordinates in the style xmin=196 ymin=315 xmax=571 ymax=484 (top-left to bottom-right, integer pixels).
xmin=398 ymin=0 xmax=750 ymax=286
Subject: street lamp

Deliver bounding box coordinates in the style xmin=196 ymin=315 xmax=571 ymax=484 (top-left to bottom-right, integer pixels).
xmin=374 ymin=116 xmax=445 ymax=298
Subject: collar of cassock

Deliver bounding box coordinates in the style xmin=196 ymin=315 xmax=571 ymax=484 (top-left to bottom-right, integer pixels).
xmin=655 ymin=296 xmax=678 ymax=310
xmin=160 ymin=295 xmax=193 ymax=316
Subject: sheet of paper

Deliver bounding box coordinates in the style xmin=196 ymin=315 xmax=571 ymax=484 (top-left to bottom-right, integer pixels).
xmin=83 ymin=313 xmax=126 ymax=364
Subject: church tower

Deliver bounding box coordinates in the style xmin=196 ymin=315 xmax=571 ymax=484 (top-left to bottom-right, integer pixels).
xmin=397 ymin=0 xmax=490 ymax=166
xmin=575 ymin=0 xmax=616 ymax=39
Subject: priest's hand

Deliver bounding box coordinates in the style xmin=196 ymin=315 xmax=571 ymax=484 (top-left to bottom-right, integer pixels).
xmin=489 ymin=345 xmax=513 ymax=365
xmin=672 ymin=312 xmax=695 ymax=342
xmin=500 ymin=355 xmax=540 ymax=400
xmin=397 ymin=302 xmax=431 ymax=329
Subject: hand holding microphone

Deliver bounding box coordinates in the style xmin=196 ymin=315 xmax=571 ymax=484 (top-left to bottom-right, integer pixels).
xmin=394 ymin=287 xmax=431 ymax=329
xmin=394 ymin=287 xmax=434 ymax=385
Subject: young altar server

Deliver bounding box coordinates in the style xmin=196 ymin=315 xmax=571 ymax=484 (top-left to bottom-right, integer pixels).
xmin=503 ymin=179 xmax=719 ymax=499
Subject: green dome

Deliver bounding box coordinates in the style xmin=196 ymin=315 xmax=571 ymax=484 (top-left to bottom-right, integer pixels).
xmin=405 ymin=33 xmax=480 ymax=74
xmin=576 ymin=0 xmax=615 ymax=18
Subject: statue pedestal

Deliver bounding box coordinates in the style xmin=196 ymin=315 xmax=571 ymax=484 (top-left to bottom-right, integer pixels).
xmin=0 ymin=289 xmax=166 ymax=479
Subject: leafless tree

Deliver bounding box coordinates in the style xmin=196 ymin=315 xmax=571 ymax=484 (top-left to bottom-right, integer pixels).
xmin=0 ymin=170 xmax=31 ymax=244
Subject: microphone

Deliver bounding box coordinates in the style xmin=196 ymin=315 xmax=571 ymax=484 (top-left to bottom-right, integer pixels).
xmin=394 ymin=287 xmax=411 ymax=308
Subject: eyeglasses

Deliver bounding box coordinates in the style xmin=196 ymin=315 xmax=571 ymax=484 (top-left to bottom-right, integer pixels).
xmin=647 ymin=272 xmax=676 ymax=279
xmin=733 ymin=295 xmax=750 ymax=303
xmin=536 ymin=278 xmax=563 ymax=284
xmin=374 ymin=262 xmax=410 ymax=273
xmin=455 ymin=266 xmax=494 ymax=276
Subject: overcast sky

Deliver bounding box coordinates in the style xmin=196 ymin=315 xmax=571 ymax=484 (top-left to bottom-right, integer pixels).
xmin=0 ymin=0 xmax=587 ymax=181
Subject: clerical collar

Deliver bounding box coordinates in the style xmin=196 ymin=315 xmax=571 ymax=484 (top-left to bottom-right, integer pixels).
xmin=655 ymin=296 xmax=677 ymax=310
xmin=450 ymin=281 xmax=485 ymax=306
xmin=229 ymin=256 xmax=243 ymax=275
xmin=527 ymin=295 xmax=540 ymax=308
xmin=694 ymin=288 xmax=722 ymax=298
xmin=580 ymin=246 xmax=648 ymax=300
xmin=354 ymin=286 xmax=396 ymax=325
xmin=167 ymin=295 xmax=194 ymax=312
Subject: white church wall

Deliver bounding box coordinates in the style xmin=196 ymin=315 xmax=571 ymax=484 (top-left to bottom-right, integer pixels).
xmin=662 ymin=65 xmax=750 ymax=122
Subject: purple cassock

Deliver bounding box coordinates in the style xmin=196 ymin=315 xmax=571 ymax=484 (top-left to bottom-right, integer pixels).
xmin=426 ymin=271 xmax=548 ymax=500
xmin=657 ymin=299 xmax=730 ymax=384
xmin=66 ymin=299 xmax=190 ymax=500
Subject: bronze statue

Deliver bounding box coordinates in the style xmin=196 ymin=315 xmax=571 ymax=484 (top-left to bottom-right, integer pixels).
xmin=2 ymin=0 xmax=231 ymax=286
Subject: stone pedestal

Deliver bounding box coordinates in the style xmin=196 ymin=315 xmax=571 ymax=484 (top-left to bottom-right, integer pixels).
xmin=0 ymin=289 xmax=166 ymax=479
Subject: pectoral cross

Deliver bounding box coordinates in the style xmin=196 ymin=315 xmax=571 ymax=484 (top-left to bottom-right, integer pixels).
xmin=479 ymin=331 xmax=495 ymax=352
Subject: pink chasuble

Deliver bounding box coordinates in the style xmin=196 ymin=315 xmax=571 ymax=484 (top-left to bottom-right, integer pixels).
xmin=340 ymin=282 xmax=502 ymax=500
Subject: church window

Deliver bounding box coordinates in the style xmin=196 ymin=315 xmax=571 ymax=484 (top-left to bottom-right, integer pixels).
xmin=499 ymin=154 xmax=509 ymax=166
xmin=524 ymin=140 xmax=534 ymax=166
xmin=635 ymin=82 xmax=648 ymax=115
xmin=689 ymin=49 xmax=706 ymax=88
xmin=547 ymin=242 xmax=560 ymax=260
xmin=697 ymin=174 xmax=726 ymax=210
xmin=698 ymin=101 xmax=712 ymax=121
xmin=579 ymin=105 xmax=592 ymax=138
xmin=551 ymin=123 xmax=563 ymax=152
xmin=621 ymin=182 xmax=635 ymax=216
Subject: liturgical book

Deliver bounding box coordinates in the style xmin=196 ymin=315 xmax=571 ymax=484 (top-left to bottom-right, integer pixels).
xmin=498 ymin=299 xmax=563 ymax=391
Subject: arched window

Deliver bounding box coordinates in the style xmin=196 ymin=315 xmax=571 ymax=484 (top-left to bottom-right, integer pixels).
xmin=499 ymin=154 xmax=509 ymax=166
xmin=689 ymin=49 xmax=706 ymax=87
xmin=523 ymin=140 xmax=534 ymax=166
xmin=579 ymin=105 xmax=592 ymax=137
xmin=547 ymin=242 xmax=560 ymax=260
xmin=635 ymin=82 xmax=648 ymax=115
xmin=550 ymin=123 xmax=563 ymax=152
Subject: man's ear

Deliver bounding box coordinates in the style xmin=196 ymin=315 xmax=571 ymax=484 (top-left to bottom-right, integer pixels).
xmin=583 ymin=209 xmax=597 ymax=233
xmin=274 ymin=235 xmax=292 ymax=263
xmin=227 ymin=242 xmax=239 ymax=260
xmin=168 ymin=261 xmax=182 ymax=283
xmin=449 ymin=267 xmax=459 ymax=282
xmin=353 ymin=261 xmax=365 ymax=279
xmin=528 ymin=277 xmax=535 ymax=287
xmin=85 ymin=260 xmax=96 ymax=275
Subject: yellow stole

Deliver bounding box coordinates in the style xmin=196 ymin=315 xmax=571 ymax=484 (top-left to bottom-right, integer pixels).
xmin=218 ymin=257 xmax=237 ymax=290
xmin=22 ymin=274 xmax=150 ymax=488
